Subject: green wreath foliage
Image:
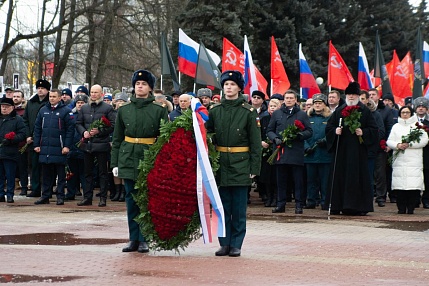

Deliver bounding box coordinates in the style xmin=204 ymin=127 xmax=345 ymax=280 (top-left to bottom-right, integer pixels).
xmin=134 ymin=109 xmax=219 ymax=252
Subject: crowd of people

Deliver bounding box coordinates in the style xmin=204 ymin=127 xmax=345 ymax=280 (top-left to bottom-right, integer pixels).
xmin=1 ymin=70 xmax=428 ymax=257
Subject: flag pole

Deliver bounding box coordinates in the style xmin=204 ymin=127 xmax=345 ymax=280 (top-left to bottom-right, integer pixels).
xmin=160 ymin=75 xmax=163 ymax=90
xmin=193 ymin=83 xmax=196 ymax=94
xmin=270 ymin=79 xmax=273 ymax=96
xmin=179 ymin=72 xmax=182 ymax=85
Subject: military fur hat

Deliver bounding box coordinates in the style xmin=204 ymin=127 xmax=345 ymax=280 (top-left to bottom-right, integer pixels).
xmin=36 ymin=79 xmax=51 ymax=91
xmin=75 ymin=85 xmax=89 ymax=96
xmin=74 ymin=94 xmax=88 ymax=103
xmin=251 ymin=90 xmax=265 ymax=99
xmin=132 ymin=69 xmax=156 ymax=90
xmin=312 ymin=93 xmax=327 ymax=104
xmin=115 ymin=92 xmax=129 ymax=102
xmin=220 ymin=70 xmax=244 ymax=90
xmin=344 ymin=82 xmax=360 ymax=95
xmin=414 ymin=97 xmax=429 ymax=110
xmin=197 ymin=88 xmax=212 ymax=97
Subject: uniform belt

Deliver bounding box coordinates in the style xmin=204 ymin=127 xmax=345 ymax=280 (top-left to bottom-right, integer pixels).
xmin=216 ymin=146 xmax=250 ymax=153
xmin=124 ymin=136 xmax=156 ymax=144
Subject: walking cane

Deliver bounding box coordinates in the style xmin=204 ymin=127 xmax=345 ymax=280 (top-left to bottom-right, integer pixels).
xmin=328 ymin=118 xmax=342 ymax=220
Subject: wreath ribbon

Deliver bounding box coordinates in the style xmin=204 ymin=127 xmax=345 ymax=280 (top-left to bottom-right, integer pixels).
xmin=191 ymin=98 xmax=225 ymax=242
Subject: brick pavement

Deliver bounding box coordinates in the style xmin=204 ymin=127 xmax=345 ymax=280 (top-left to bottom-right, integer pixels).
xmin=0 ymin=193 xmax=428 ymax=285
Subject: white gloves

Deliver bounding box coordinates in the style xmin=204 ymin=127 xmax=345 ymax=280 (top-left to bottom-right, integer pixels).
xmin=112 ymin=167 xmax=119 ymax=177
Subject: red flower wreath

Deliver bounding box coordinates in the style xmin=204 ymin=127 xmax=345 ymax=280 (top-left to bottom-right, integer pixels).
xmin=146 ymin=128 xmax=198 ymax=240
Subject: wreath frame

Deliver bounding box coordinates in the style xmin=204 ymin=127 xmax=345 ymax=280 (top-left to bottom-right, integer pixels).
xmin=135 ymin=109 xmax=219 ymax=252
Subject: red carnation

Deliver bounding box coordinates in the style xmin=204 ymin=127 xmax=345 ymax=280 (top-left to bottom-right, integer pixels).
xmin=341 ymin=105 xmax=360 ymax=117
xmin=4 ymin=132 xmax=15 ymax=140
xmin=379 ymin=139 xmax=387 ymax=150
xmin=101 ymin=116 xmax=111 ymax=127
xmin=294 ymin=120 xmax=305 ymax=131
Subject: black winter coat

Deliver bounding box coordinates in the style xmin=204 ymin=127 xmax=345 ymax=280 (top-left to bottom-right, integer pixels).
xmin=33 ymin=101 xmax=75 ymax=164
xmin=0 ymin=110 xmax=27 ymax=162
xmin=76 ymin=98 xmax=116 ymax=153
xmin=266 ymin=104 xmax=312 ymax=166
xmin=23 ymin=94 xmax=49 ymax=138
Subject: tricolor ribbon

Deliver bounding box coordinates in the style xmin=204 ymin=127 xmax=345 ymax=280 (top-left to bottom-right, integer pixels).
xmin=191 ymin=98 xmax=225 ymax=243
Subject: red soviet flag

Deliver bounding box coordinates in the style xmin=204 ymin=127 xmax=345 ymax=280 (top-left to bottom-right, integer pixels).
xmin=223 ymin=38 xmax=268 ymax=98
xmin=401 ymin=51 xmax=414 ymax=91
xmin=328 ymin=41 xmax=354 ymax=90
xmin=271 ymin=36 xmax=290 ymax=94
xmin=222 ymin=38 xmax=244 ymax=73
xmin=389 ymin=50 xmax=412 ymax=106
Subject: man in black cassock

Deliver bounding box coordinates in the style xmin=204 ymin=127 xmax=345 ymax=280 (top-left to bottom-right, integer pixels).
xmin=324 ymin=82 xmax=378 ymax=215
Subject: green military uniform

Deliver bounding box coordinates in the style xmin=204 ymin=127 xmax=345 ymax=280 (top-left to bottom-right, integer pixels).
xmin=206 ymin=95 xmax=261 ymax=250
xmin=111 ymin=95 xmax=168 ymax=242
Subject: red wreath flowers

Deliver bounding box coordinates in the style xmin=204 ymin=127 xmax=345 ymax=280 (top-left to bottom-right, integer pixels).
xmin=146 ymin=127 xmax=198 ymax=241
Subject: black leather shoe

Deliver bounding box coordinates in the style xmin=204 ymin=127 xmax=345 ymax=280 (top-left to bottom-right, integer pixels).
xmin=122 ymin=241 xmax=139 ymax=252
xmin=295 ymin=207 xmax=303 ymax=214
xmin=56 ymin=198 xmax=64 ymax=205
xmin=0 ymin=196 xmax=5 ymax=202
xmin=398 ymin=209 xmax=406 ymax=214
xmin=98 ymin=197 xmax=107 ymax=207
xmin=6 ymin=197 xmax=14 ymax=203
xmin=64 ymin=196 xmax=75 ymax=201
xmin=423 ymin=203 xmax=429 ymax=209
xmin=77 ymin=198 xmax=92 ymax=206
xmin=19 ymin=189 xmax=27 ymax=196
xmin=34 ymin=197 xmax=50 ymax=205
xmin=272 ymin=206 xmax=285 ymax=213
xmin=215 ymin=246 xmax=230 ymax=256
xmin=229 ymin=247 xmax=241 ymax=257
xmin=27 ymin=192 xmax=41 ymax=197
xmin=303 ymin=204 xmax=316 ymax=209
xmin=138 ymin=242 xmax=149 ymax=253
xmin=377 ymin=201 xmax=385 ymax=207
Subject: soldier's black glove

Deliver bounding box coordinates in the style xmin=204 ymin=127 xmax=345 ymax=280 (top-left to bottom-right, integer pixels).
xmin=316 ymin=138 xmax=327 ymax=147
xmin=305 ymin=148 xmax=314 ymax=155
xmin=274 ymin=138 xmax=283 ymax=146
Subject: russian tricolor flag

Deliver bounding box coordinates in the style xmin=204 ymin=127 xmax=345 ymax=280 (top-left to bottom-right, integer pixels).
xmin=358 ymin=42 xmax=373 ymax=91
xmin=299 ymin=44 xmax=320 ymax=99
xmin=423 ymin=41 xmax=429 ymax=80
xmin=243 ymin=35 xmax=258 ymax=95
xmin=178 ymin=28 xmax=221 ymax=78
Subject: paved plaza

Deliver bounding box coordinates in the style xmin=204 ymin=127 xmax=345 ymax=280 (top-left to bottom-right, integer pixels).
xmin=0 ymin=193 xmax=428 ymax=285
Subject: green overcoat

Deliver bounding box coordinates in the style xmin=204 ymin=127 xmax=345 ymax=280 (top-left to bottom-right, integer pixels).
xmin=206 ymin=95 xmax=262 ymax=187
xmin=111 ymin=95 xmax=168 ymax=181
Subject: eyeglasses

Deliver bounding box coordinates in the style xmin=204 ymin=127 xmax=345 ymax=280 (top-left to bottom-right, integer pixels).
xmin=252 ymin=96 xmax=262 ymax=100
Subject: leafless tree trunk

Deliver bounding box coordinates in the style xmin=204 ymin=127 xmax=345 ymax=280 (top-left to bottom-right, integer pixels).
xmin=0 ymin=0 xmax=14 ymax=76
xmin=37 ymin=0 xmax=48 ymax=79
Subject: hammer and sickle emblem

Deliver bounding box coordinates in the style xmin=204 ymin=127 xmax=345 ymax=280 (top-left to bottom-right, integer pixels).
xmin=225 ymin=48 xmax=237 ymax=66
xmin=394 ymin=64 xmax=407 ymax=79
xmin=330 ymin=55 xmax=342 ymax=69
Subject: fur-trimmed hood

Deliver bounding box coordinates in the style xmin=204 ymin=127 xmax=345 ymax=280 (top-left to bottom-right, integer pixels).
xmin=88 ymin=96 xmax=104 ymax=106
xmin=307 ymin=106 xmax=331 ymax=118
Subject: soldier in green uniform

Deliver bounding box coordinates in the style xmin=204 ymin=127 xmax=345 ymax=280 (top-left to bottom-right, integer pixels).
xmin=206 ymin=70 xmax=262 ymax=257
xmin=111 ymin=69 xmax=168 ymax=253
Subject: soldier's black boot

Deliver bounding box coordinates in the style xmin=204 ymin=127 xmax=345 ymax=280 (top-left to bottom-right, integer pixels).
xmin=111 ymin=184 xmax=122 ymax=201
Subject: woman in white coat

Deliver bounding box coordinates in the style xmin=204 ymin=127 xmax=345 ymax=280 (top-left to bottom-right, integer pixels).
xmin=387 ymin=106 xmax=428 ymax=214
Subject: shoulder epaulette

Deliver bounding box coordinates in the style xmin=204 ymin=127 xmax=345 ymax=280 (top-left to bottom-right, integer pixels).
xmin=153 ymin=101 xmax=166 ymax=108
xmin=210 ymin=103 xmax=221 ymax=109
xmin=241 ymin=102 xmax=254 ymax=112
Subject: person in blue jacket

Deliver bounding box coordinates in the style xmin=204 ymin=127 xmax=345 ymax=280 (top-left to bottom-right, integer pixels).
xmin=33 ymin=89 xmax=75 ymax=205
